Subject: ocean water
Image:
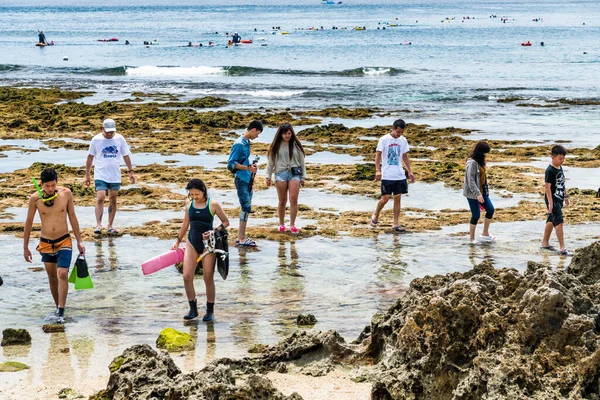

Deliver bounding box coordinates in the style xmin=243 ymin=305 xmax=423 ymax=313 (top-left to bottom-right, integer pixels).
xmin=1 ymin=0 xmax=600 ymax=144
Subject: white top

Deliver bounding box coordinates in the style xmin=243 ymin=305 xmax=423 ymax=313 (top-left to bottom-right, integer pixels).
xmin=376 ymin=133 xmax=410 ymax=180
xmin=88 ymin=133 xmax=131 ymax=183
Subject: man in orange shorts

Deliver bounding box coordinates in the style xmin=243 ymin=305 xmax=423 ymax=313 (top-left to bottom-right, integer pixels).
xmin=23 ymin=168 xmax=85 ymax=324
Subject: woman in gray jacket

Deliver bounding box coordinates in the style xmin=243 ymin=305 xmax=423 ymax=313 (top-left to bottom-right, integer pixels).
xmin=266 ymin=123 xmax=306 ymax=234
xmin=463 ymin=141 xmax=495 ymax=244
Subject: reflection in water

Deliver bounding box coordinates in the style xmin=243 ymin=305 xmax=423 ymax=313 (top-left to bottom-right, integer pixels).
xmin=71 ymin=335 xmax=95 ymax=382
xmin=94 ymin=237 xmax=119 ymax=270
xmin=272 ymin=241 xmax=305 ymax=336
xmin=43 ymin=332 xmax=73 ymax=392
xmin=205 ymin=323 xmax=216 ymax=365
xmin=230 ymin=247 xmax=258 ymax=347
xmin=372 ymin=235 xmax=408 ymax=304
xmin=182 ymin=321 xmax=199 ymax=372
xmin=468 ymin=242 xmax=495 ymax=268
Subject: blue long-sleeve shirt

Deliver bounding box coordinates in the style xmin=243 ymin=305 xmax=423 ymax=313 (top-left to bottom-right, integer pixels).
xmin=227 ymin=135 xmax=251 ymax=182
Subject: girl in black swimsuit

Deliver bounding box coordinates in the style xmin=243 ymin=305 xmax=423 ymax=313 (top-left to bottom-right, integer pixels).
xmin=173 ymin=179 xmax=230 ymax=321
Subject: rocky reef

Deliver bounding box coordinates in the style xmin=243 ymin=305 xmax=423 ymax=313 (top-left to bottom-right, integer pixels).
xmin=94 ymin=241 xmax=600 ymax=399
xmin=359 ymin=241 xmax=600 ymax=399
xmin=90 ymin=344 xmax=302 ymax=400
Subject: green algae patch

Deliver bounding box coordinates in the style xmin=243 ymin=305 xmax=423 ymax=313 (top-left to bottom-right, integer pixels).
xmin=156 ymin=328 xmax=195 ymax=352
xmin=0 ymin=361 xmax=30 ymax=372
xmin=108 ymin=356 xmax=125 ymax=373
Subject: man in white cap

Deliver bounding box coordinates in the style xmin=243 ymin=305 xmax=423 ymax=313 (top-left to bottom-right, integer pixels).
xmin=85 ymin=119 xmax=135 ymax=235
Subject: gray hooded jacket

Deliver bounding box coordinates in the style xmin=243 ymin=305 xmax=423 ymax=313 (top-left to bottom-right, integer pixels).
xmin=463 ymin=158 xmax=482 ymax=199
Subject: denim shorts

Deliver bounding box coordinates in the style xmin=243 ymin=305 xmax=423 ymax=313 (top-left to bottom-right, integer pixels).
xmin=274 ymin=170 xmax=301 ymax=182
xmin=95 ymin=180 xmax=121 ymax=192
xmin=234 ymin=176 xmax=253 ymax=213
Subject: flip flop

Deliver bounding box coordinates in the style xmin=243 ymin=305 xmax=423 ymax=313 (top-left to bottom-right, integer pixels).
xmin=237 ymin=238 xmax=257 ymax=247
xmin=540 ymin=245 xmax=556 ymax=251
xmin=93 ymin=228 xmax=102 ymax=235
xmin=107 ymin=228 xmax=119 ymax=235
xmin=369 ymin=216 xmax=379 ymax=228
xmin=392 ymin=226 xmax=407 ymax=233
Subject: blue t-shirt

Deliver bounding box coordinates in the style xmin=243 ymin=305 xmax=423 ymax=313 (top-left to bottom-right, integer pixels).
xmin=227 ymin=136 xmax=251 ymax=182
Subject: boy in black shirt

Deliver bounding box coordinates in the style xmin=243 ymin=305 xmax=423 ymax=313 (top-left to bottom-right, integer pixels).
xmin=541 ymin=145 xmax=571 ymax=255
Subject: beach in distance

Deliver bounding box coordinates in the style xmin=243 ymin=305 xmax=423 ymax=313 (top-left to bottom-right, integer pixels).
xmin=0 ymin=1 xmax=599 ymax=399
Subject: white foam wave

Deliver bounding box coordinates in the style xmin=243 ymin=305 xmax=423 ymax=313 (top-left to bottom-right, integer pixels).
xmin=362 ymin=67 xmax=392 ymax=76
xmin=126 ymin=66 xmax=225 ymax=77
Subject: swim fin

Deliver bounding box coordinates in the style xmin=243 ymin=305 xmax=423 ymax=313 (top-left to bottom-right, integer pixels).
xmin=69 ymin=254 xmax=94 ymax=290
xmin=215 ymin=228 xmax=229 ymax=280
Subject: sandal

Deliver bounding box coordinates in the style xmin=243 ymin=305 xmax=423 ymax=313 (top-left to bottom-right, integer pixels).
xmin=93 ymin=228 xmax=102 ymax=235
xmin=392 ymin=226 xmax=406 ymax=233
xmin=369 ymin=216 xmax=379 ymax=228
xmin=558 ymin=249 xmax=572 ymax=256
xmin=540 ymin=245 xmax=556 ymax=251
xmin=237 ymin=237 xmax=257 ymax=247
xmin=290 ymin=226 xmax=299 ymax=234
xmin=278 ymin=225 xmax=286 ymax=233
xmin=107 ymin=228 xmax=119 ymax=235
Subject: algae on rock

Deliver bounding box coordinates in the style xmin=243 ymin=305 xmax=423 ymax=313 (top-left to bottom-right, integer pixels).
xmin=156 ymin=327 xmax=196 ymax=352
xmin=1 ymin=328 xmax=32 ymax=346
xmin=0 ymin=361 xmax=30 ymax=372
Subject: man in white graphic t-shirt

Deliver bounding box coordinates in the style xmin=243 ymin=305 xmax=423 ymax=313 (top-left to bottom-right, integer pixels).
xmin=370 ymin=119 xmax=415 ymax=232
xmin=85 ymin=119 xmax=135 ymax=235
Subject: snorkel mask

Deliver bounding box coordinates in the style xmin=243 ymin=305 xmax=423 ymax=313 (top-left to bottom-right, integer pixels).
xmin=32 ymin=177 xmax=58 ymax=207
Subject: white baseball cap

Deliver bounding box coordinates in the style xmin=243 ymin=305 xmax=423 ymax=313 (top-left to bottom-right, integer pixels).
xmin=103 ymin=118 xmax=117 ymax=132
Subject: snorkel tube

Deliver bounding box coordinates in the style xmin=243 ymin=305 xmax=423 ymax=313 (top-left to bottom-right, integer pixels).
xmin=32 ymin=177 xmax=58 ymax=205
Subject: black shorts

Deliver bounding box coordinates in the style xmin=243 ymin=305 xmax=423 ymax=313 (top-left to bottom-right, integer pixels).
xmin=381 ymin=179 xmax=408 ymax=196
xmin=546 ymin=200 xmax=564 ymax=227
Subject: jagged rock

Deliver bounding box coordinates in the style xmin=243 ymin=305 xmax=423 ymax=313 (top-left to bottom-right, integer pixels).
xmin=1 ymin=328 xmax=32 ymax=346
xmin=358 ymin=241 xmax=600 ymax=399
xmin=0 ymin=361 xmax=29 ymax=372
xmin=91 ymin=344 xmax=302 ymax=400
xmin=248 ymin=343 xmax=270 ymax=354
xmin=296 ymin=314 xmax=318 ymax=326
xmin=156 ymin=327 xmax=195 ymax=352
xmin=43 ymin=324 xmax=65 ymax=333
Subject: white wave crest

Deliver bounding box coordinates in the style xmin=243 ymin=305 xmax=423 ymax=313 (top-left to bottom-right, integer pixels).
xmin=362 ymin=67 xmax=392 ymax=76
xmin=126 ymin=66 xmax=225 ymax=77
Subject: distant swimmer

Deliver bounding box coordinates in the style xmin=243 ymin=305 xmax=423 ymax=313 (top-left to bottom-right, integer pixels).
xmin=125 ymin=40 xmax=130 ymax=45
xmin=540 ymin=41 xmax=545 ymax=46
xmin=38 ymin=30 xmax=47 ymax=45
xmin=187 ymin=41 xmax=193 ymax=47
xmin=232 ymin=32 xmax=241 ymax=44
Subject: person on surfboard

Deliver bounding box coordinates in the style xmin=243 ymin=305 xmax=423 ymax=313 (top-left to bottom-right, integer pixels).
xmin=38 ymin=30 xmax=47 ymax=45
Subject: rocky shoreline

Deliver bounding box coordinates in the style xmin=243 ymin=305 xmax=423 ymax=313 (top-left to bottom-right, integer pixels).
xmin=1 ymin=86 xmax=598 ymax=242
xmin=82 ymin=241 xmax=600 ymax=400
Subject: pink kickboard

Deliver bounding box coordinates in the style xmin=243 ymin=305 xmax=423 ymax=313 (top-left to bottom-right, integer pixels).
xmin=142 ymin=247 xmax=185 ymax=275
